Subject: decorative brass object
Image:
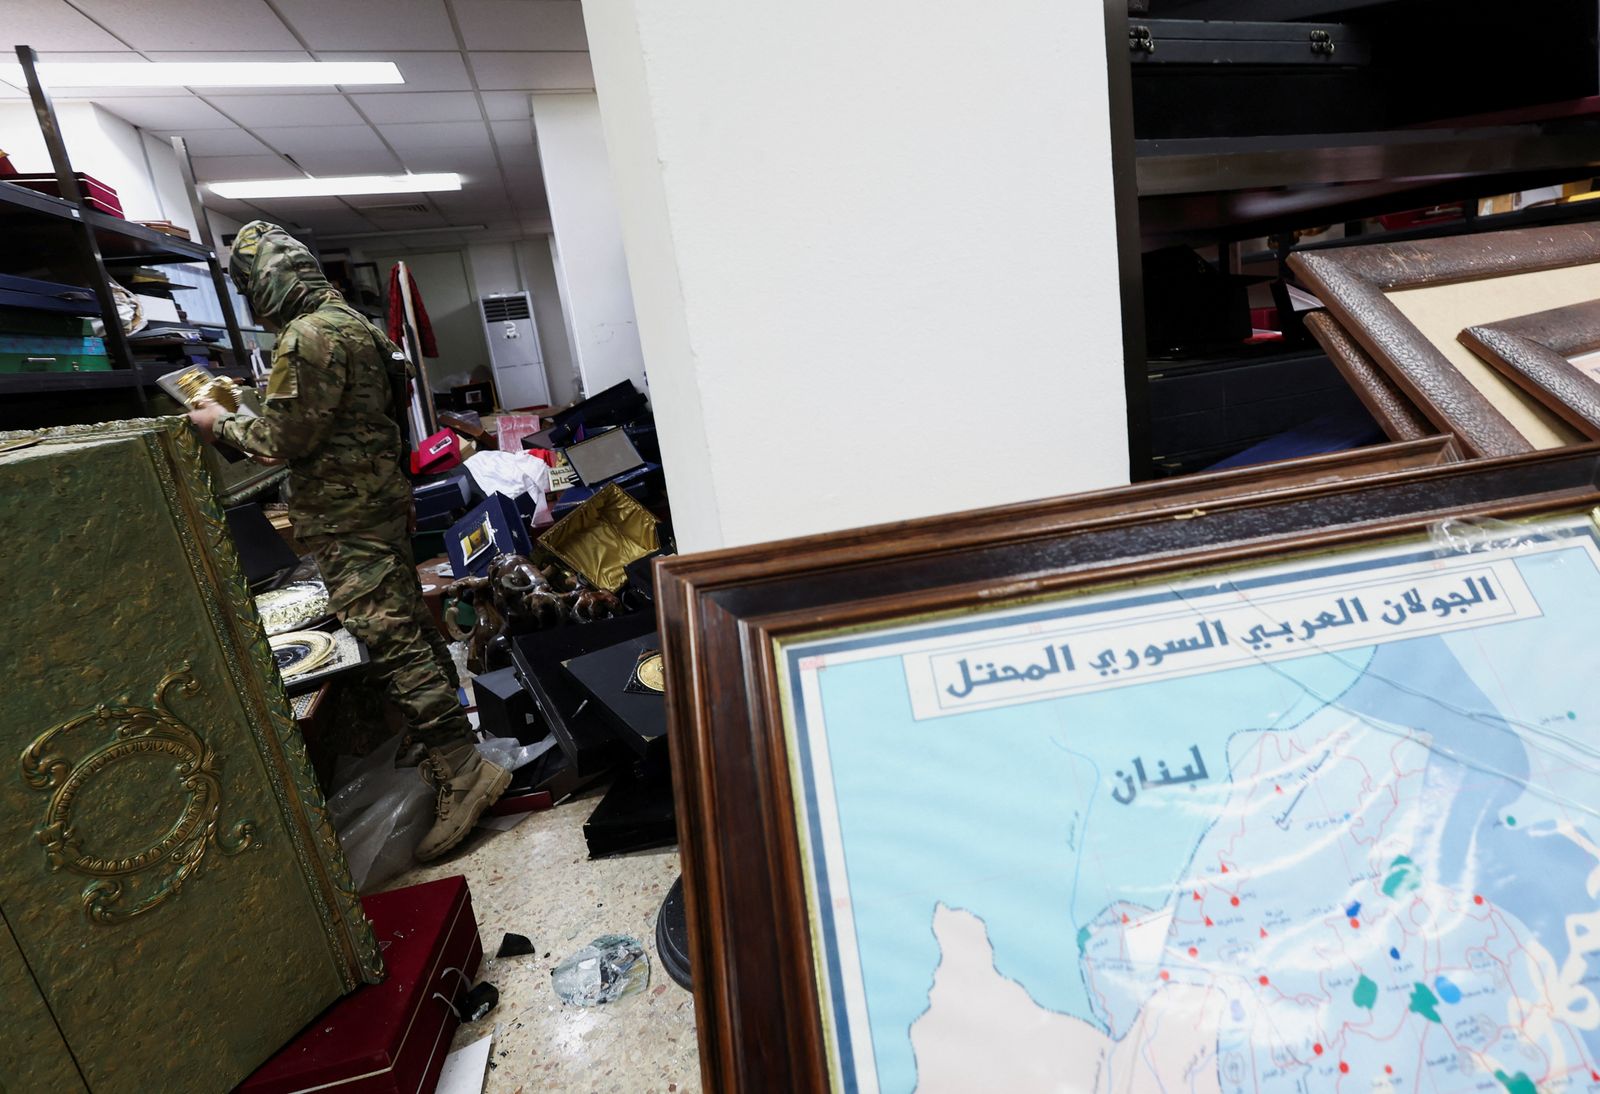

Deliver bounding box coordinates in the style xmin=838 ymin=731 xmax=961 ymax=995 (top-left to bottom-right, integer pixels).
xmin=19 ymin=665 xmax=257 ymax=924
xmin=162 ymin=364 xmax=245 ymax=412
xmin=632 ymin=651 xmax=666 ymax=694
xmin=269 ymin=630 xmax=336 ymax=680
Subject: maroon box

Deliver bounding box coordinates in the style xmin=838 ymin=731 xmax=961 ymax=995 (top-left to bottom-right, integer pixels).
xmin=10 ymin=172 xmax=125 ymax=217
xmin=237 ymin=876 xmax=482 ymax=1094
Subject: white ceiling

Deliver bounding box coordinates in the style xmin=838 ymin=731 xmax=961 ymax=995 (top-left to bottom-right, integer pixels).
xmin=4 ymin=0 xmax=591 ymax=243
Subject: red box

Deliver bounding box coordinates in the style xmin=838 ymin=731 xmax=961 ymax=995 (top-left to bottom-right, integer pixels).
xmin=10 ymin=172 xmax=125 ymax=217
xmin=410 ymin=428 xmax=462 ymax=475
xmin=238 ymin=876 xmax=483 ymax=1094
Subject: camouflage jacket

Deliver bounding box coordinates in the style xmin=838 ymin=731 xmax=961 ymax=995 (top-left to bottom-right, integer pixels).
xmin=217 ymin=222 xmax=411 ymax=538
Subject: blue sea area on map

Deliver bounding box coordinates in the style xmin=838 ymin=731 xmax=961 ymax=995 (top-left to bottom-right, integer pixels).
xmin=807 ymin=542 xmax=1600 ymax=1093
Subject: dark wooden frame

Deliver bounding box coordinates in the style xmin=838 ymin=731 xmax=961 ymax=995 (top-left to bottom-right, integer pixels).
xmin=1460 ymin=298 xmax=1600 ymax=439
xmin=655 ymin=442 xmax=1600 ymax=1093
xmin=1303 ymin=310 xmax=1435 ymax=443
xmin=1288 ymin=223 xmax=1600 ymax=458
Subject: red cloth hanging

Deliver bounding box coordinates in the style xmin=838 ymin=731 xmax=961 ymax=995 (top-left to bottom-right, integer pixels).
xmin=386 ymin=264 xmax=438 ymax=358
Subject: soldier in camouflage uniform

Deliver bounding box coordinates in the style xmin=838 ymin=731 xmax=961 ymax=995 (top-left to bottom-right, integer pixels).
xmin=188 ymin=221 xmax=508 ymax=861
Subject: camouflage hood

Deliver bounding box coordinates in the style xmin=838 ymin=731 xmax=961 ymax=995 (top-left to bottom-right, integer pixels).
xmin=229 ymin=220 xmax=339 ymax=327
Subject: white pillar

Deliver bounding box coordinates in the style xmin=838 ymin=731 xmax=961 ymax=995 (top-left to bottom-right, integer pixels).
xmin=584 ymin=1 xmax=1131 ymax=552
xmin=529 ymin=92 xmax=647 ymax=401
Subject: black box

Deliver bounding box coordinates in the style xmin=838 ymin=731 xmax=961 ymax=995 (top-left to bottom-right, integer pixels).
xmin=474 ymin=666 xmax=542 ymax=744
xmin=563 ymin=632 xmax=666 ymax=760
xmin=508 ymin=612 xmax=655 ymax=776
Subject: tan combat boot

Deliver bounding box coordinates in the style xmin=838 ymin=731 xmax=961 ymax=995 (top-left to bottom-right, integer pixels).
xmin=415 ymin=744 xmax=512 ymax=862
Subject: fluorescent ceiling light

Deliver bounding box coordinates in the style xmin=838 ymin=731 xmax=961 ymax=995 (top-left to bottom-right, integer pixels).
xmin=209 ymin=174 xmax=462 ymax=200
xmin=0 ymin=61 xmax=403 ymax=89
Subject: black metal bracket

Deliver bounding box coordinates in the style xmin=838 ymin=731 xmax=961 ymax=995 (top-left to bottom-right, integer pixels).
xmin=15 ymin=44 xmax=140 ymax=400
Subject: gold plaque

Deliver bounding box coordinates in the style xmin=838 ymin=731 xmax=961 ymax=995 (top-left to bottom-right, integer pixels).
xmin=633 ymin=651 xmax=666 ymax=694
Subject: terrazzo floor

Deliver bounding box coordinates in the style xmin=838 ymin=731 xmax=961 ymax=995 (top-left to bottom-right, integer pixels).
xmin=385 ymin=792 xmax=701 ymax=1093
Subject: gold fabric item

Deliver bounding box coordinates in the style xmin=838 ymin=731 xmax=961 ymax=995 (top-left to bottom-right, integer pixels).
xmin=540 ymin=483 xmax=660 ymax=592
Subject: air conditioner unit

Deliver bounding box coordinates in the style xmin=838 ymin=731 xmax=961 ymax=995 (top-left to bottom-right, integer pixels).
xmin=478 ymin=291 xmax=550 ymax=411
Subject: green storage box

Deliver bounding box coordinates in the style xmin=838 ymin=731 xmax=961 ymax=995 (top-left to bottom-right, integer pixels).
xmin=0 ymin=417 xmax=382 ymax=1093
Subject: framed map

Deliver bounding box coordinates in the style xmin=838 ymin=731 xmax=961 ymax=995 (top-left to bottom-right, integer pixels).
xmin=655 ymin=445 xmax=1600 ymax=1093
xmin=778 ymin=513 xmax=1600 ymax=1093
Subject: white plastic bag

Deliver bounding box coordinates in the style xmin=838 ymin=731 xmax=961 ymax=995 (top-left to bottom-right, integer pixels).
xmin=328 ymin=735 xmax=434 ymax=891
xmin=476 ymin=734 xmax=557 ymax=772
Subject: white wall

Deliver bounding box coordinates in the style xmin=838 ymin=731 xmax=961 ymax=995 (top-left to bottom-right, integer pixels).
xmin=0 ymin=103 xmax=253 ymax=326
xmin=584 ymin=1 xmax=1130 ymax=552
xmin=351 ymin=236 xmax=575 ymax=405
xmin=530 ymin=92 xmax=646 ymax=399
xmin=0 ymin=103 xmax=188 ymax=227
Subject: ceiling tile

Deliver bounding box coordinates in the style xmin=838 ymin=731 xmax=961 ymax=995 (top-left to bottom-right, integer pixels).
xmin=7 ymin=1 xmax=130 ymax=51
xmin=253 ymin=124 xmax=390 ymax=155
xmin=469 ymin=51 xmax=593 ymax=92
xmin=205 ymin=94 xmax=363 ymax=127
xmin=189 ymin=153 xmax=300 ymax=182
xmin=431 ymin=188 xmax=507 ymax=211
xmin=479 ymin=91 xmax=531 ymax=120
xmin=313 ymin=51 xmax=473 ymax=93
xmin=395 ymin=143 xmax=499 ymax=175
xmin=247 ymin=195 xmax=353 ymax=214
xmin=488 ymin=118 xmax=535 ymax=148
xmin=377 ymin=120 xmax=493 ymax=152
xmin=282 ymin=146 xmax=405 ymax=177
xmin=273 ymin=0 xmax=455 ymax=50
xmin=251 ymin=125 xmax=403 ymax=176
xmin=70 ymin=0 xmax=300 ymax=51
xmin=453 ymin=1 xmax=587 ymax=51
xmin=168 ymin=129 xmax=274 ymax=156
xmin=95 ymin=96 xmax=234 ymax=131
xmin=394 ymin=145 xmax=498 ymax=175
xmin=349 ymin=92 xmax=482 ymax=124
xmin=202 ymin=194 xmax=270 ymax=220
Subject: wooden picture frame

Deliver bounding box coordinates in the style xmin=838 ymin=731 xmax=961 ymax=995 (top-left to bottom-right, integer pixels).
xmin=1459 ymin=298 xmax=1600 ymax=440
xmin=658 ymin=444 xmax=1600 ymax=1092
xmin=1289 ymin=225 xmax=1600 ymax=458
xmin=1303 ymin=310 xmax=1435 ymax=444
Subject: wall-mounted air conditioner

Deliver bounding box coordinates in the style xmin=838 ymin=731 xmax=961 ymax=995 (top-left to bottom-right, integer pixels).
xmin=479 ymin=291 xmax=550 ymax=410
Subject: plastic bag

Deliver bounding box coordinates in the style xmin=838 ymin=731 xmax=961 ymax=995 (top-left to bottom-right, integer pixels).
xmin=476 ymin=734 xmax=557 ymax=773
xmin=328 ymin=734 xmax=435 ymax=892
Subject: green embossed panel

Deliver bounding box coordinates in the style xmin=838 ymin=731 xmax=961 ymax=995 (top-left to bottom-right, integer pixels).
xmin=0 ymin=419 xmax=381 ymax=1094
xmin=0 ymin=912 xmax=86 ymax=1092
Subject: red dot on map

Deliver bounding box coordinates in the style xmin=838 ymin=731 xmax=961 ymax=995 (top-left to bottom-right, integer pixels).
xmin=1231 ymin=896 xmax=1241 ymax=906
xmin=1275 ymin=784 xmax=1283 ymax=793
xmin=1205 ymin=916 xmax=1214 ymax=927
xmin=1386 ymin=1066 xmax=1394 ymax=1075
xmin=1260 ymin=927 xmax=1268 ymax=938
xmin=1350 ymin=918 xmax=1360 ymax=929
xmin=1591 ymin=1069 xmax=1598 ymax=1081
xmin=1258 ymin=975 xmax=1269 ymax=986
xmin=1159 ymin=970 xmax=1169 ymax=980
xmin=1188 ymin=946 xmax=1198 ymax=957
xmin=1474 ymin=894 xmax=1485 ymax=905
xmin=1312 ymin=1043 xmax=1323 ymax=1056
xmin=1122 ymin=914 xmax=1129 ymax=923
xmin=1339 ymin=1062 xmax=1350 ymax=1074
xmin=1220 ymin=864 xmax=1229 ymax=873
xmin=1193 ymin=890 xmax=1202 ymax=901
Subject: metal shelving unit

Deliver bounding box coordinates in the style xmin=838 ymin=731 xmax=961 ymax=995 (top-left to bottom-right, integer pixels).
xmin=3 ymin=45 xmax=251 ymax=406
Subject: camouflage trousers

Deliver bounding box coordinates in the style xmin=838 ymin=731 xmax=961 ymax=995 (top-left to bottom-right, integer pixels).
xmin=304 ymin=527 xmax=471 ymax=752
